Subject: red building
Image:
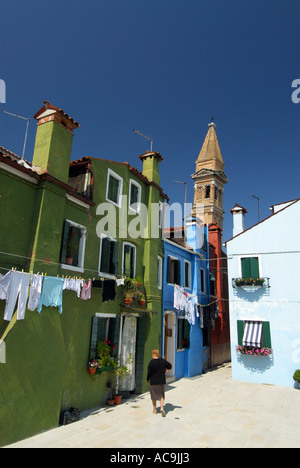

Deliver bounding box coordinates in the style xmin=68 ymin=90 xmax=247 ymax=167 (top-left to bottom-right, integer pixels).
xmin=208 ymin=224 xmax=231 ymax=367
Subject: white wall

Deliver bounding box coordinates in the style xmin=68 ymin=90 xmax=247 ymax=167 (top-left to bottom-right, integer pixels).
xmin=226 ymin=200 xmax=300 ymax=387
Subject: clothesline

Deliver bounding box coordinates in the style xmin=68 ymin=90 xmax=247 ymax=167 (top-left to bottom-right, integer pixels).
xmin=173 ymin=283 xmax=219 ymax=307
xmin=0 ymin=266 xmax=124 ymax=323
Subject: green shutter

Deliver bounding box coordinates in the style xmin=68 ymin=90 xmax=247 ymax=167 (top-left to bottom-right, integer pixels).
xmin=110 ymin=240 xmax=119 ymax=275
xmin=60 ymin=220 xmax=71 ymax=264
xmin=250 ymin=257 xmax=259 ymax=278
xmin=130 ymin=184 xmax=139 ymax=207
xmin=100 ymin=237 xmax=110 ymax=273
xmin=108 ymin=176 xmax=119 ymax=204
xmin=262 ymin=322 xmax=272 ymax=348
xmin=241 ymin=258 xmax=251 ymax=278
xmin=237 ymin=320 xmax=244 ymax=345
xmin=241 ymin=257 xmax=259 ymax=278
xmin=123 ymin=244 xmax=134 ymax=277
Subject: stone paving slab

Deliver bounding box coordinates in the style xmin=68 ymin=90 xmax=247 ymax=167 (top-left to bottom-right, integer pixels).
xmin=5 ymin=364 xmax=300 ymax=448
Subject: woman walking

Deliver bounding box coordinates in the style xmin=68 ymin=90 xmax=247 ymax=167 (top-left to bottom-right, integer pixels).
xmin=146 ymin=349 xmax=172 ymax=417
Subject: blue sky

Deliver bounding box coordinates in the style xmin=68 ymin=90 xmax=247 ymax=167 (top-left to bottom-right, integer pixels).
xmin=1 ymin=0 xmax=300 ymax=242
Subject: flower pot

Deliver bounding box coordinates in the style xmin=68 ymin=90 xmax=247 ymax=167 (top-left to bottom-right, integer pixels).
xmin=107 ymin=399 xmax=115 ymax=406
xmin=88 ymin=368 xmax=96 ymax=375
xmin=66 ymin=257 xmax=73 ymax=265
xmin=113 ymin=395 xmax=122 ymax=405
xmin=124 ymin=298 xmax=133 ymax=305
xmin=138 ymin=300 xmax=145 ymax=307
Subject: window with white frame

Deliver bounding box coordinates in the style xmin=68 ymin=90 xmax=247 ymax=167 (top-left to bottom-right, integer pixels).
xmin=60 ymin=219 xmax=87 ymax=272
xmin=157 ymin=256 xmax=163 ymax=290
xmin=129 ymin=180 xmax=142 ymax=213
xmin=184 ymin=260 xmax=192 ymax=290
xmin=106 ymin=169 xmax=123 ymax=207
xmin=122 ymin=242 xmax=136 ymax=278
xmin=89 ymin=314 xmax=120 ymax=360
xmin=99 ymin=234 xmax=119 ymax=277
xmin=167 ymin=256 xmax=181 ymax=285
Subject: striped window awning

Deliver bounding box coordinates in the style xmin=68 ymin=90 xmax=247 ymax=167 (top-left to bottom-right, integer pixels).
xmin=242 ymin=321 xmax=263 ymax=347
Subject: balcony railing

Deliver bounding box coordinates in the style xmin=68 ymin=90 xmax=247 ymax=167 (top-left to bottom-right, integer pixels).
xmin=232 ymin=277 xmax=270 ymax=289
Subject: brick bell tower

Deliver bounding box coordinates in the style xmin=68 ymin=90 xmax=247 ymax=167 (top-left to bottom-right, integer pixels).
xmin=191 ymin=120 xmax=228 ymax=230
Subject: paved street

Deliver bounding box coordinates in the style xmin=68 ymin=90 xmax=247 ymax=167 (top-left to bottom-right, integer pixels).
xmin=5 ymin=363 xmax=300 ymax=448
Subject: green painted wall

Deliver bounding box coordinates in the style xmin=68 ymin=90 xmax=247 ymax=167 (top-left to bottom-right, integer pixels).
xmin=0 ymin=150 xmax=164 ymax=446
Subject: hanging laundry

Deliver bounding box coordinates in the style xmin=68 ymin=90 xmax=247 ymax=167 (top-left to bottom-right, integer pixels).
xmin=92 ymin=279 xmax=103 ymax=288
xmin=3 ymin=271 xmax=30 ymax=321
xmin=63 ymin=277 xmax=84 ymax=298
xmin=0 ymin=270 xmax=13 ymax=301
xmin=80 ymin=280 xmax=91 ymax=301
xmin=184 ymin=296 xmax=197 ymax=326
xmin=102 ymin=280 xmax=116 ymax=302
xmin=27 ymin=274 xmax=44 ymax=312
xmin=116 ymin=277 xmax=125 ymax=286
xmin=174 ymin=285 xmax=186 ymax=311
xmin=38 ymin=276 xmax=64 ymax=315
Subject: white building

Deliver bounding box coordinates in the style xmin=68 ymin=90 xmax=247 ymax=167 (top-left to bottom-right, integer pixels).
xmin=226 ymin=199 xmax=300 ymax=387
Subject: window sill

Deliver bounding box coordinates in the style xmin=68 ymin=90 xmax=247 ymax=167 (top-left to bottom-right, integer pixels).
xmin=61 ymin=264 xmax=84 ymax=274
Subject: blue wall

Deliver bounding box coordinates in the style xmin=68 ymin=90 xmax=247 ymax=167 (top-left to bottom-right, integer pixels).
xmin=162 ymin=223 xmax=210 ymax=379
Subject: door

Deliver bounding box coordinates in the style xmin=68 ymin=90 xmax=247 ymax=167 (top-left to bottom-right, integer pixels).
xmin=164 ymin=311 xmax=176 ymax=379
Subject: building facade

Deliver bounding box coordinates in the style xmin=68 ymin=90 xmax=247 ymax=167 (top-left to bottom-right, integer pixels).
xmin=0 ymin=101 xmax=168 ymax=446
xmin=162 ymin=222 xmax=210 ymax=380
xmin=226 ymin=199 xmax=300 ymax=388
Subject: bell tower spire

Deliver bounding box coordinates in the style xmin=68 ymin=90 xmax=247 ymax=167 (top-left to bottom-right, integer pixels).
xmin=191 ymin=120 xmax=228 ymax=229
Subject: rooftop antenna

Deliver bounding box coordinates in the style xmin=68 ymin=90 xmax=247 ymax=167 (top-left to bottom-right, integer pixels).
xmin=2 ymin=110 xmax=30 ymax=162
xmin=251 ymin=194 xmax=261 ymax=222
xmin=133 ymin=129 xmax=154 ymax=151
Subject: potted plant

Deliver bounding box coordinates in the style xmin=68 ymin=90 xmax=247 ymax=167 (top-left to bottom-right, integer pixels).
xmin=112 ymin=354 xmax=133 ymax=405
xmin=293 ymin=370 xmax=300 ymax=388
xmin=122 ymin=277 xmax=138 ymax=305
xmin=87 ymin=360 xmax=99 ymax=375
xmin=137 ymin=290 xmax=145 ymax=307
xmin=96 ymin=339 xmax=116 ymax=374
xmin=235 ymin=277 xmax=265 ymax=290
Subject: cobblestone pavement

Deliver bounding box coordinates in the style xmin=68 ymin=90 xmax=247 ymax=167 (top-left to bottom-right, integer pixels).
xmin=5 ymin=363 xmax=300 ymax=448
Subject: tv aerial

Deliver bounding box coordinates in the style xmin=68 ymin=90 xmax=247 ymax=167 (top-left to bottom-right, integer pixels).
xmin=2 ymin=110 xmax=30 ymax=163
xmin=133 ymin=129 xmax=154 ymax=152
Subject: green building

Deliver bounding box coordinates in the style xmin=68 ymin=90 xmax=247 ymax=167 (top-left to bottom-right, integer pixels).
xmin=0 ymin=100 xmax=168 ymax=446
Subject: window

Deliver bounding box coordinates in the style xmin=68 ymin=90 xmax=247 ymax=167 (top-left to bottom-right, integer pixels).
xmin=157 ymin=256 xmax=163 ymax=290
xmin=167 ymin=256 xmax=181 ymax=284
xmin=68 ymin=161 xmax=94 ymax=201
xmin=241 ymin=257 xmax=260 ymax=278
xmin=129 ymin=180 xmax=141 ymax=213
xmin=99 ymin=235 xmax=119 ymax=276
xmin=177 ymin=318 xmax=190 ymax=350
xmin=184 ymin=260 xmax=191 ymax=289
xmin=200 ymin=269 xmax=206 ymax=293
xmin=89 ymin=314 xmax=120 ymax=360
xmin=60 ymin=220 xmax=87 ymax=272
xmin=237 ymin=320 xmax=272 ymax=348
xmin=106 ymin=169 xmax=123 ymax=207
xmin=205 ymin=186 xmax=210 ymax=198
xmin=122 ymin=243 xmax=136 ymax=278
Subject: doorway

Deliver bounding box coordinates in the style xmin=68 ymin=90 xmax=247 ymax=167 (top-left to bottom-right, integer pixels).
xmin=164 ymin=311 xmax=176 ymax=381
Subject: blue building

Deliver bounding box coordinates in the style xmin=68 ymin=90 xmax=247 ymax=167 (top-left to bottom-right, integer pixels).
xmin=162 ymin=221 xmax=210 ymax=381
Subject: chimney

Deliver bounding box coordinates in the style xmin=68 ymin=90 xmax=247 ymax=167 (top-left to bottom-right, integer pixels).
xmin=32 ymin=101 xmax=80 ymax=183
xmin=230 ymin=204 xmax=247 ymax=237
xmin=138 ymin=151 xmax=163 ymax=186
